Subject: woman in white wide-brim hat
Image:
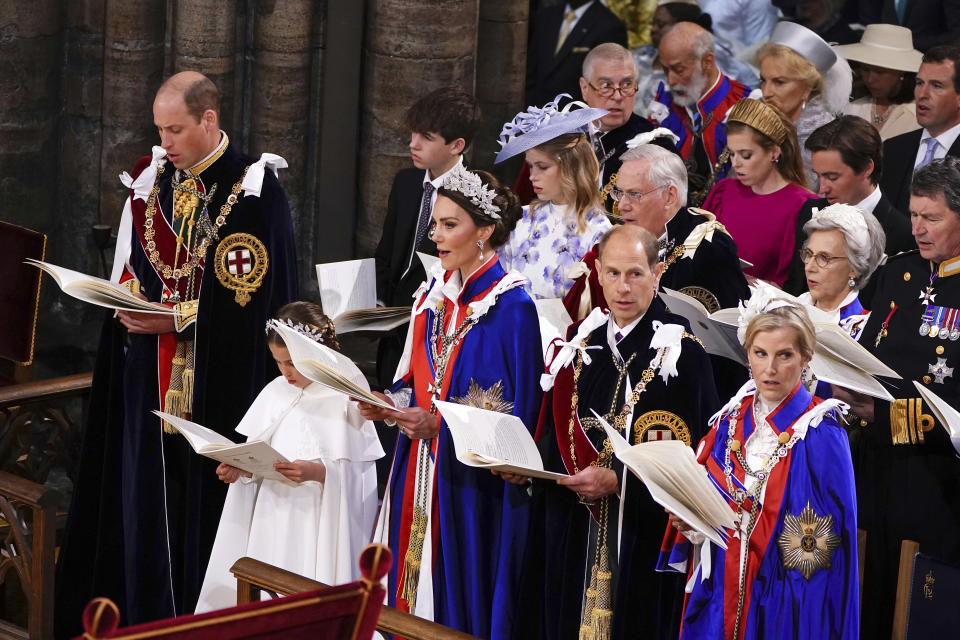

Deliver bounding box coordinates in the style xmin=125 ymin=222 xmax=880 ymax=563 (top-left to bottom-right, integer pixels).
xmin=837 ymin=24 xmax=923 ymax=140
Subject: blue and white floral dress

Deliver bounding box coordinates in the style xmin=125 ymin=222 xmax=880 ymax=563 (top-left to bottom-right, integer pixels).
xmin=498 ymin=201 xmax=611 ymax=300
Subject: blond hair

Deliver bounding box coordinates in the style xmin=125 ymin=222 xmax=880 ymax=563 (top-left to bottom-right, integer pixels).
xmin=757 ymin=43 xmax=824 ymax=98
xmin=528 ymin=133 xmax=605 ymax=232
xmin=743 ymin=304 xmax=816 ymax=361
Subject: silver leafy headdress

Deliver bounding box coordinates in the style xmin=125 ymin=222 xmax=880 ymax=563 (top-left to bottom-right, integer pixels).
xmin=441 ymin=164 xmax=502 ymax=220
xmin=265 ymin=317 xmax=324 ymax=344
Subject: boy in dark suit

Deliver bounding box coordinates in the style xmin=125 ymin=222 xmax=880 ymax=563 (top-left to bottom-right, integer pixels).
xmin=374 ymin=87 xmax=482 ymax=388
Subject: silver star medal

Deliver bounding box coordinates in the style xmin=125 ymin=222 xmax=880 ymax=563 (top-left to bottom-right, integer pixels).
xmin=928 ymin=358 xmax=954 ymax=384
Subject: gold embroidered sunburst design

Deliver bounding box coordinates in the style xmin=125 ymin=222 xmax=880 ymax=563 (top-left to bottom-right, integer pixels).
xmin=452 ymin=379 xmax=514 ymax=413
xmin=777 ymin=501 xmax=841 ymax=580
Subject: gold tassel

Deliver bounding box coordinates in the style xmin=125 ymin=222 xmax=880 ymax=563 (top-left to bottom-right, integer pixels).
xmin=579 ymin=563 xmax=598 ymax=640
xmin=162 ymin=343 xmax=188 ymax=434
xmin=590 ymin=545 xmax=613 ymax=640
xmin=180 ymin=339 xmax=195 ymax=415
xmin=162 ymin=390 xmax=182 ymax=434
xmin=399 ymin=505 xmax=428 ymax=611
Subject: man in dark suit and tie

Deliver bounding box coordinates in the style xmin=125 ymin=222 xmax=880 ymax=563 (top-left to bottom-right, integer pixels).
xmin=881 ymin=45 xmax=960 ymax=216
xmin=526 ymin=0 xmax=628 ymax=107
xmin=785 ymin=115 xmax=915 ymax=295
xmin=374 ymin=87 xmax=482 ymax=388
xmin=866 ymin=0 xmax=960 ymax=52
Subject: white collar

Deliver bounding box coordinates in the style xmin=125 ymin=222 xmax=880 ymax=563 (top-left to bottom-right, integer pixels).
xmin=425 ymin=155 xmax=464 ymax=189
xmin=607 ymin=312 xmax=644 ymax=345
xmin=854 ymin=185 xmax=882 ymax=213
xmin=921 ymin=121 xmax=960 ymax=154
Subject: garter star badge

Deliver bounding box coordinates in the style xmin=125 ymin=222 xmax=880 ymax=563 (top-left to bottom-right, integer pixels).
xmin=777 ymin=501 xmax=840 ymax=580
xmin=214 ymin=233 xmax=268 ymax=307
xmin=633 ymin=410 xmax=691 ymax=445
xmin=452 ymin=379 xmax=514 ymax=414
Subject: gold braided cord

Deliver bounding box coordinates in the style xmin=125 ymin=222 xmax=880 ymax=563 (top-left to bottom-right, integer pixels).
xmin=727 ymin=98 xmax=789 ymax=145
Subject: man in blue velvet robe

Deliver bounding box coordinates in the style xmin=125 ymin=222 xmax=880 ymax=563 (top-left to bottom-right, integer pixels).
xmin=55 ymin=71 xmax=298 ymax=636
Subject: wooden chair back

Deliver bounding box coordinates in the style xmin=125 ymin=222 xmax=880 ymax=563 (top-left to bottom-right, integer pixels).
xmin=0 ymin=221 xmax=46 ymax=383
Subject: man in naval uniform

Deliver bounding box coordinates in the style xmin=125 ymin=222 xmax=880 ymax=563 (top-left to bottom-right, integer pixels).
xmin=835 ymin=157 xmax=960 ymax=640
xmin=517 ymin=225 xmax=719 ymax=640
xmin=56 ymin=71 xmax=298 ymax=636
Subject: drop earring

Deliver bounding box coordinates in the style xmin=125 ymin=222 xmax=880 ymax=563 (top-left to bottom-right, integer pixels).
xmin=477 ymin=239 xmax=484 ymax=261
xmin=848 ymin=277 xmax=856 ymax=288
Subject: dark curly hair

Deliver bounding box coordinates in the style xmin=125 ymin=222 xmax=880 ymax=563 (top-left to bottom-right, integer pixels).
xmin=267 ymin=301 xmax=340 ymax=352
xmin=436 ymin=170 xmax=523 ymax=249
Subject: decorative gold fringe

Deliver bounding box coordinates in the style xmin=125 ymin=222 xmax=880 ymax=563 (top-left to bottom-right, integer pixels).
xmin=579 ymin=563 xmax=598 ymax=640
xmin=162 ymin=343 xmax=189 ymax=434
xmin=399 ymin=505 xmax=428 ymax=611
xmin=180 ymin=340 xmax=195 ymax=415
xmin=162 ymin=389 xmax=182 ymax=434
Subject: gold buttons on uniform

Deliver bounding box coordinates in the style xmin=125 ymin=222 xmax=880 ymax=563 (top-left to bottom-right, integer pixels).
xmin=890 ymin=300 xmax=896 ymax=309
xmin=860 ymin=419 xmax=868 ymax=427
xmin=904 ymin=272 xmax=911 ymax=281
xmin=937 ymin=346 xmax=945 ymax=355
xmin=923 ymin=375 xmax=933 ymax=384
xmin=778 ymin=431 xmax=791 ymax=444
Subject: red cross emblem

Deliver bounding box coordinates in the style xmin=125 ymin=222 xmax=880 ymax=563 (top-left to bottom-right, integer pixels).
xmin=227 ymin=249 xmax=252 ymax=275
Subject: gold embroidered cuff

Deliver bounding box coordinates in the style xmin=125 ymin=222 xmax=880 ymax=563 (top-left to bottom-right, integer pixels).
xmin=173 ymin=299 xmax=199 ymax=332
xmin=889 ymin=398 xmax=935 ymax=445
xmin=121 ymin=279 xmax=142 ymax=296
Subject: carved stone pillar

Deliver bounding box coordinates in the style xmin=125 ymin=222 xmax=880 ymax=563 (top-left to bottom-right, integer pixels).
xmin=355 ymin=0 xmax=479 ymax=257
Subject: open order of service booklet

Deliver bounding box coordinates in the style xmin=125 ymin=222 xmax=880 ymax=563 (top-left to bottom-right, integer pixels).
xmin=270 ymin=321 xmax=397 ymax=412
xmin=27 ymin=259 xmax=173 ymax=314
xmin=153 ymin=411 xmax=295 ymax=485
xmin=315 ymin=258 xmax=410 ymax=333
xmin=433 ymin=400 xmax=569 ymax=481
xmin=595 ymin=410 xmax=736 ymax=549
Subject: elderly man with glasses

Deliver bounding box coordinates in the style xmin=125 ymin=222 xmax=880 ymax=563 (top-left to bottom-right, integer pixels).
xmin=564 ymin=142 xmax=748 ymax=322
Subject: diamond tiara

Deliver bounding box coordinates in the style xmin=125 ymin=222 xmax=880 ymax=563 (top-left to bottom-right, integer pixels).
xmin=442 ymin=164 xmax=501 ymax=220
xmin=265 ymin=318 xmax=325 ymax=344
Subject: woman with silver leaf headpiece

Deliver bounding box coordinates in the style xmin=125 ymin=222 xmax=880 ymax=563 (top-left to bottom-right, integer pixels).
xmin=756 ymin=21 xmax=854 ymax=190
xmin=798 ymin=202 xmax=886 ymax=341
xmin=355 ymin=167 xmax=543 ymax=639
xmin=660 ymin=294 xmax=859 ymax=640
xmin=495 ymin=95 xmax=613 ymax=300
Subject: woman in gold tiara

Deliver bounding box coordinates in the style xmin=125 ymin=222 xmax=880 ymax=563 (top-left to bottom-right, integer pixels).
xmin=703 ymin=98 xmax=819 ymax=287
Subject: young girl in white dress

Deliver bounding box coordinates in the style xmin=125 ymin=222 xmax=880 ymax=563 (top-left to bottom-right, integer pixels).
xmin=496 ymin=96 xmax=612 ymax=300
xmin=195 ymin=302 xmax=384 ymax=612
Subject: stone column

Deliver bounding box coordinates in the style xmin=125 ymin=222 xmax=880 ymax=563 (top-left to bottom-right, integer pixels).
xmin=354 ymin=0 xmax=479 ymax=257
xmin=249 ymin=0 xmax=314 ymax=281
xmin=474 ymin=0 xmax=529 ymax=179
xmin=0 ymin=3 xmax=62 ymax=241
xmin=171 ymin=1 xmax=238 ymax=132
xmin=98 ymin=0 xmax=166 ymax=230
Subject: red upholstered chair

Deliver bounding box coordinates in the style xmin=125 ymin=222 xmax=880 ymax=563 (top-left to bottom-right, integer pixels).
xmin=76 ymin=544 xmax=391 ymax=640
xmin=0 ymin=221 xmax=46 ymax=384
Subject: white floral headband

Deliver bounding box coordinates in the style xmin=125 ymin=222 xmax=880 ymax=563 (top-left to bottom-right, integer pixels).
xmin=736 ymin=282 xmax=798 ymax=344
xmin=265 ymin=318 xmax=324 ymax=344
xmin=442 ymin=164 xmax=501 ymax=220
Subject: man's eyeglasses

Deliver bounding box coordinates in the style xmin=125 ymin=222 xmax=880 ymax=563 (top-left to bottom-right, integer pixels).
xmin=610 ymin=185 xmax=663 ymax=204
xmin=799 ymin=249 xmax=848 ymax=268
xmin=587 ymin=80 xmax=638 ymax=98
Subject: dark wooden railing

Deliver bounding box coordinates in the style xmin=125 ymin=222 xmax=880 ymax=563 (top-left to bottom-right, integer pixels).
xmin=231 ymin=557 xmax=480 ymax=640
xmin=0 ymin=373 xmax=92 ymax=639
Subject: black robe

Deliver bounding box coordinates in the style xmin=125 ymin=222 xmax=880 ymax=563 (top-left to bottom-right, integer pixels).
xmin=55 ymin=143 xmax=298 ymax=636
xmin=519 ymin=298 xmax=719 ymax=640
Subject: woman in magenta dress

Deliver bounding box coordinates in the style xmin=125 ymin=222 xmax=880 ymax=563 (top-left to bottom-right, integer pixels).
xmin=704 ymin=98 xmax=818 ymax=287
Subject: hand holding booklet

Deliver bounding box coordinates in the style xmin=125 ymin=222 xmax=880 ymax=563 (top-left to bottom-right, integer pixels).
xmin=594 ymin=410 xmax=736 ymax=549
xmin=154 ymin=411 xmax=295 ymax=485
xmin=27 ymin=259 xmax=173 ymax=314
xmin=433 ymin=400 xmax=568 ymax=481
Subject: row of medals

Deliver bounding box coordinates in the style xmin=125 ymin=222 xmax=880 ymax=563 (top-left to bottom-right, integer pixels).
xmin=919 ymin=298 xmax=960 ymax=341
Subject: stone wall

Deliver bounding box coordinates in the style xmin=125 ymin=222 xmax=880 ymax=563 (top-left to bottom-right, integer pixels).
xmin=0 ymin=0 xmax=528 ymax=377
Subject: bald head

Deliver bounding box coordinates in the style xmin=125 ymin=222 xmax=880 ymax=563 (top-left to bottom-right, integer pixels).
xmin=597 ymin=224 xmax=659 ymax=268
xmin=156 ymin=71 xmax=220 ymax=123
xmin=659 ymin=22 xmax=715 ymax=59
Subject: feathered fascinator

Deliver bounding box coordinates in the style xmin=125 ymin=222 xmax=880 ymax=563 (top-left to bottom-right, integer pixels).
xmin=736 ymin=281 xmax=798 ymax=344
xmin=494 ymin=94 xmax=608 ymax=164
